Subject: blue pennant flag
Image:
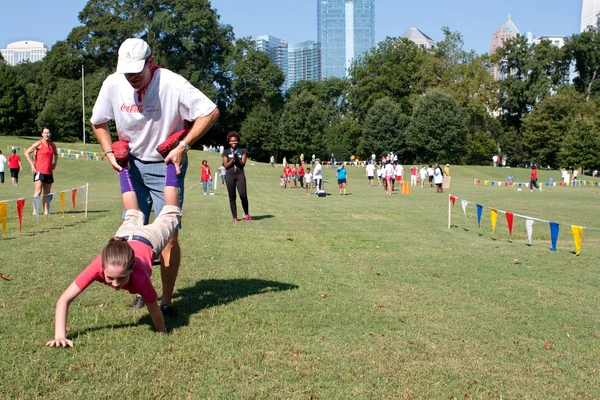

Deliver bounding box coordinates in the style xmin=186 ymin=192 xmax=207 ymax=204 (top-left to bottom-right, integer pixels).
xmin=477 ymin=204 xmax=483 ymax=228
xmin=549 ymin=222 xmax=559 ymax=251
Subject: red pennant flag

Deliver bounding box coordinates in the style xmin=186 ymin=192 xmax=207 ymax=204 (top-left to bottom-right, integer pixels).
xmin=505 ymin=182 xmax=508 ymax=187
xmin=71 ymin=188 xmax=77 ymax=210
xmin=506 ymin=212 xmax=514 ymax=235
xmin=16 ymin=199 xmax=25 ymax=232
xmin=559 ymin=182 xmax=563 ymax=186
xmin=477 ymin=179 xmax=481 ymax=184
xmin=449 ymin=195 xmax=456 ymax=206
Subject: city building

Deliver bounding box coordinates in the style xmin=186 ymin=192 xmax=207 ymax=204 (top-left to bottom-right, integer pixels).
xmin=317 ymin=0 xmax=375 ymax=79
xmin=401 ymin=28 xmax=435 ymax=50
xmin=0 ymin=40 xmax=48 ymax=66
xmin=489 ymin=15 xmax=520 ymax=80
xmin=581 ymin=0 xmax=600 ymax=32
xmin=286 ymin=41 xmax=321 ymax=91
xmin=255 ymin=35 xmax=289 ymax=79
xmin=534 ymin=35 xmax=577 ymax=84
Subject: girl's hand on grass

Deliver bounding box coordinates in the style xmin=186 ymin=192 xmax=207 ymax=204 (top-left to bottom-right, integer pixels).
xmin=46 ymin=338 xmax=73 ymax=348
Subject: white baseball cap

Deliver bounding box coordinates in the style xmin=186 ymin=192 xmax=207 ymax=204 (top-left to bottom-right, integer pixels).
xmin=117 ymin=38 xmax=151 ymax=74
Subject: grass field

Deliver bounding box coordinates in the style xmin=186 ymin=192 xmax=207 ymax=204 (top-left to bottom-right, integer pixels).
xmin=1 ymin=136 xmax=600 ymax=399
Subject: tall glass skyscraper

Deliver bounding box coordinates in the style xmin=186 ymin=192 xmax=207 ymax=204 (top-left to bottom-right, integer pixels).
xmin=286 ymin=41 xmax=321 ymax=91
xmin=581 ymin=0 xmax=600 ymax=32
xmin=317 ymin=0 xmax=375 ymax=79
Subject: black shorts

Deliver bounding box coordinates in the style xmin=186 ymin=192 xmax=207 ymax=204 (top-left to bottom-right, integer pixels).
xmin=338 ymin=179 xmax=346 ymax=185
xmin=436 ymin=183 xmax=442 ymax=188
xmin=33 ymin=172 xmax=54 ymax=184
xmin=429 ymin=176 xmax=433 ymax=182
xmin=10 ymin=168 xmax=19 ymax=178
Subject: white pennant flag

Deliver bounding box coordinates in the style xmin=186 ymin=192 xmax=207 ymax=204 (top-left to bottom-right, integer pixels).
xmin=33 ymin=196 xmax=41 ymax=217
xmin=526 ymin=219 xmax=534 ymax=244
xmin=461 ymin=200 xmax=468 ymax=218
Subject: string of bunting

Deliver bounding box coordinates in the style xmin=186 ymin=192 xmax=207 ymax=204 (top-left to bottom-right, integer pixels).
xmin=7 ymin=145 xmax=107 ymax=161
xmin=0 ymin=184 xmax=89 ymax=235
xmin=473 ymin=178 xmax=598 ymax=188
xmin=447 ymin=194 xmax=600 ymax=255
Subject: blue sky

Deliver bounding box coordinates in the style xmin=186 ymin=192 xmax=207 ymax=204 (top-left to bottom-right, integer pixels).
xmin=1 ymin=0 xmax=581 ymax=55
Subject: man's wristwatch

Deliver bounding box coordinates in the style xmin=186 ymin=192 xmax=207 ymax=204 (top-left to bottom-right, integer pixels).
xmin=179 ymin=140 xmax=191 ymax=151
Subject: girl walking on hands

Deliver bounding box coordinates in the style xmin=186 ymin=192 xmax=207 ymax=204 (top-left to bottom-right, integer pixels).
xmin=46 ymin=163 xmax=181 ymax=348
xmin=222 ymin=131 xmax=251 ymax=222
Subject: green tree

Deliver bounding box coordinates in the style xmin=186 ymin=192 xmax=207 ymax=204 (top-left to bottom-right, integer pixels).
xmin=359 ymin=97 xmax=409 ymax=160
xmin=462 ymin=130 xmax=498 ymax=165
xmin=278 ymin=91 xmax=329 ymax=160
xmin=557 ymin=117 xmax=600 ymax=169
xmin=522 ymin=90 xmax=595 ymax=167
xmin=240 ymin=104 xmax=281 ymax=162
xmin=564 ymin=28 xmax=600 ymax=101
xmin=348 ymin=38 xmax=434 ymax=117
xmin=406 ymin=90 xmax=467 ymax=164
xmin=37 ymin=79 xmax=85 ymax=142
xmin=0 ymin=64 xmax=30 ymax=135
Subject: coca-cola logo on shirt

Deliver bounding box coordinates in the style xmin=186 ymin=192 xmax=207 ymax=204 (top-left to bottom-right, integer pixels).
xmin=120 ymin=104 xmax=144 ymax=113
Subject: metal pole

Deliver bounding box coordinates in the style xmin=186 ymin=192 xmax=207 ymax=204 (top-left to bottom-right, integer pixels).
xmin=82 ymin=65 xmax=86 ymax=144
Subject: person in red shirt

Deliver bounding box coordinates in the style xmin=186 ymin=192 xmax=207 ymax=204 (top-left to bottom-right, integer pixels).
xmin=298 ymin=163 xmax=305 ymax=188
xmin=200 ymin=159 xmax=213 ymax=195
xmin=529 ymin=164 xmax=541 ymax=192
xmin=291 ymin=164 xmax=298 ymax=188
xmin=283 ymin=164 xmax=292 ymax=189
xmin=46 ymin=162 xmax=181 ymax=348
xmin=24 ymin=127 xmax=58 ymax=215
xmin=7 ymin=149 xmax=23 ymax=186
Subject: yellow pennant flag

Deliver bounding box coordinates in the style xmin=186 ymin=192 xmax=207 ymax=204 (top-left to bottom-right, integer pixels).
xmin=484 ymin=180 xmax=489 ymax=185
xmin=59 ymin=192 xmax=65 ymax=215
xmin=0 ymin=202 xmax=7 ymax=235
xmin=571 ymin=225 xmax=583 ymax=255
xmin=490 ymin=208 xmax=498 ymax=233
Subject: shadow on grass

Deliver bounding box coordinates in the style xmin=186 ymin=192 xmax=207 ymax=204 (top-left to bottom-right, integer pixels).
xmin=251 ymin=214 xmax=275 ymax=221
xmin=166 ymin=278 xmax=299 ymax=331
xmin=68 ymin=278 xmax=298 ymax=338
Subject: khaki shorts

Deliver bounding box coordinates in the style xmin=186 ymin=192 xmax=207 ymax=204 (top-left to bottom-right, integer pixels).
xmin=115 ymin=206 xmax=181 ymax=254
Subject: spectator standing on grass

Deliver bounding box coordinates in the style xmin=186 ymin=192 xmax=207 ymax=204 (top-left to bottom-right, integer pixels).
xmin=410 ymin=165 xmax=417 ymax=187
xmin=291 ymin=164 xmax=298 ymax=188
xmin=218 ymin=163 xmax=226 ymax=186
xmin=8 ymin=149 xmax=23 ymax=186
xmin=25 ymin=127 xmax=58 ymax=215
xmin=222 ymin=131 xmax=251 ymax=222
xmin=377 ymin=164 xmax=384 ymax=186
xmin=444 ymin=164 xmax=450 ymax=176
xmin=90 ymin=38 xmax=219 ymax=317
xmin=0 ymin=150 xmax=6 ymax=184
xmin=200 ymin=160 xmax=213 ymax=195
xmin=337 ymin=163 xmax=348 ymax=195
xmin=330 ymin=153 xmax=335 ymax=168
xmin=419 ymin=166 xmax=427 ymax=188
xmin=270 ymin=155 xmax=274 ymax=167
xmin=530 ymin=164 xmax=541 ymax=192
xmin=304 ymin=168 xmax=312 ymax=195
xmin=46 ymin=163 xmax=180 ymax=347
xmin=313 ymin=159 xmax=323 ymax=192
xmin=283 ymin=164 xmax=292 ymax=189
xmin=365 ymin=162 xmax=375 ymax=186
xmin=433 ymin=163 xmax=444 ymax=193
xmin=384 ymin=162 xmax=394 ymax=195
xmin=395 ymin=163 xmax=404 ymax=185
xmin=427 ymin=165 xmax=434 ymax=188
xmin=298 ymin=163 xmax=305 ymax=188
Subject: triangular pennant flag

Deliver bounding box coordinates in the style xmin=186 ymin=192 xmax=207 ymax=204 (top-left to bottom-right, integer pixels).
xmin=72 ymin=188 xmax=77 ymax=210
xmin=484 ymin=180 xmax=488 ymax=185
xmin=0 ymin=202 xmax=7 ymax=235
xmin=571 ymin=225 xmax=583 ymax=256
xmin=33 ymin=196 xmax=41 ymax=216
xmin=518 ymin=183 xmax=522 ymax=187
xmin=491 ymin=181 xmax=495 ymax=186
xmin=506 ymin=212 xmax=514 ymax=235
xmin=476 ymin=204 xmax=483 ymax=228
xmin=490 ymin=209 xmax=498 ymax=233
xmin=526 ymin=219 xmax=534 ymax=244
xmin=17 ymin=199 xmax=25 ymax=231
xmin=59 ymin=192 xmax=65 ymax=215
xmin=477 ymin=179 xmax=481 ymax=184
xmin=461 ymin=200 xmax=468 ymax=218
xmin=549 ymin=222 xmax=560 ymax=251
xmin=545 ymin=182 xmax=549 ymax=187
xmin=449 ymin=195 xmax=456 ymax=206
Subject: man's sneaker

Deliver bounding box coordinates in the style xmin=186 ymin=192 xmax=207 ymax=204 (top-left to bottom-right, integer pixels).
xmin=112 ymin=140 xmax=130 ymax=168
xmin=160 ymin=304 xmax=175 ymax=318
xmin=156 ymin=129 xmax=188 ymax=159
xmin=210 ymin=192 xmax=214 ymax=195
xmin=131 ymin=294 xmax=145 ymax=309
xmin=243 ymin=214 xmax=252 ymax=221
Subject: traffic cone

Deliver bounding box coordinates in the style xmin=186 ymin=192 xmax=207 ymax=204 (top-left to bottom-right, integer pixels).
xmin=402 ymin=180 xmax=411 ymax=194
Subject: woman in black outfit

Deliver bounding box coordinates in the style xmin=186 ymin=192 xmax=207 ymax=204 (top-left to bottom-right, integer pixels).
xmin=222 ymin=131 xmax=251 ymax=222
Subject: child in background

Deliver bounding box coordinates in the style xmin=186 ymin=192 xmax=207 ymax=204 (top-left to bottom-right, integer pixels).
xmin=280 ymin=175 xmax=285 ymax=189
xmin=200 ymin=160 xmax=214 ymax=195
xmin=46 ymin=163 xmax=181 ymax=348
xmin=218 ymin=163 xmax=226 ymax=186
xmin=304 ymin=168 xmax=312 ymax=195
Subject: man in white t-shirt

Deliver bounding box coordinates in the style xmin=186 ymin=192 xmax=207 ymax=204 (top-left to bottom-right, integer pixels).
xmin=90 ymin=38 xmax=220 ymax=317
xmin=313 ymin=159 xmax=323 ymax=192
xmin=0 ymin=150 xmax=6 ymax=184
xmin=365 ymin=162 xmax=375 ymax=186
